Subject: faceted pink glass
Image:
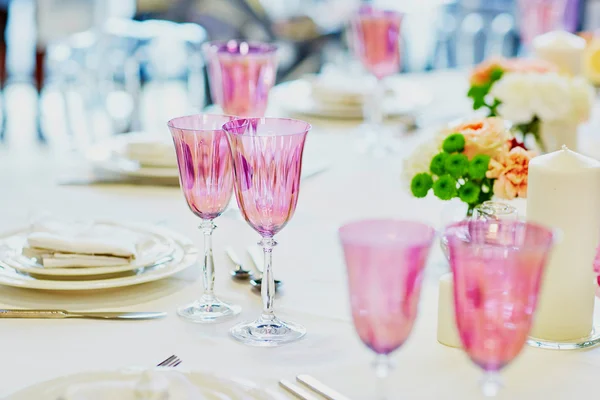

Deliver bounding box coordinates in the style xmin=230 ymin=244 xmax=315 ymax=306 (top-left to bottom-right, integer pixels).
xmin=350 ymin=6 xmax=403 ymax=80
xmin=517 ymin=0 xmax=568 ymax=47
xmin=204 ymin=40 xmax=278 ymax=117
xmin=594 ymin=245 xmax=600 ymax=297
xmin=168 ymin=114 xmax=235 ymax=220
xmin=167 ymin=114 xmax=241 ymax=323
xmin=223 ymin=117 xmax=309 ymax=238
xmin=445 ymin=220 xmax=554 ymax=396
xmin=339 ymin=219 xmax=435 ymax=396
xmin=223 ymin=117 xmax=311 ymax=347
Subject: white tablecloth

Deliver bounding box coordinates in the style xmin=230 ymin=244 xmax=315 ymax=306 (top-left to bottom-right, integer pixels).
xmin=0 ymin=72 xmax=598 ymax=400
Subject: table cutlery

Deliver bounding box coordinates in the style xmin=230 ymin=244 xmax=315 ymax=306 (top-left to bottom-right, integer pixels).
xmin=156 ymin=355 xmax=182 ymax=367
xmin=247 ymin=245 xmax=283 ymax=291
xmin=0 ymin=309 xmax=167 ymax=320
xmin=226 ymin=246 xmax=253 ymax=280
xmin=296 ymin=375 xmax=351 ymax=400
xmin=279 ymin=379 xmax=320 ymax=400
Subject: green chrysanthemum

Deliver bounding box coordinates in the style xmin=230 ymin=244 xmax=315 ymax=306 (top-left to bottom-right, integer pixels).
xmin=430 ymin=152 xmax=448 ymax=176
xmin=410 ymin=173 xmax=433 ymax=198
xmin=442 ymin=133 xmax=466 ymax=153
xmin=444 ymin=153 xmax=469 ymax=179
xmin=458 ymin=182 xmax=481 ymax=204
xmin=468 ymin=155 xmax=491 ymax=180
xmin=433 ymin=174 xmax=457 ymax=201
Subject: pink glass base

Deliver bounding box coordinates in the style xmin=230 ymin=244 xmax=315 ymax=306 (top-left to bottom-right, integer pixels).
xmin=177 ymin=295 xmax=241 ymax=324
xmin=230 ymin=315 xmax=306 ymax=347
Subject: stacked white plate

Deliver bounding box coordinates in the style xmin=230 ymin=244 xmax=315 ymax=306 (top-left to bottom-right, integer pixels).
xmin=86 ymin=132 xmax=180 ymax=181
xmin=272 ymin=69 xmax=433 ymax=120
xmin=0 ymin=221 xmax=197 ymax=291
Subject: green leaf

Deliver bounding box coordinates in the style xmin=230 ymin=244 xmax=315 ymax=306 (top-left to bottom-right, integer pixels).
xmin=410 ymin=173 xmax=434 ymax=198
xmin=490 ymin=67 xmax=504 ymax=82
xmin=433 ymin=175 xmax=458 ymax=201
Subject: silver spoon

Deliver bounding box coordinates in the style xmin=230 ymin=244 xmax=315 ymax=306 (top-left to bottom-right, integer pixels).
xmin=226 ymin=246 xmax=253 ymax=280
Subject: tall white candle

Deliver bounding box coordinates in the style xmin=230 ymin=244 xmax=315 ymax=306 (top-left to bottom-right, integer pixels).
xmin=437 ymin=273 xmax=462 ymax=348
xmin=533 ymin=30 xmax=586 ymax=76
xmin=527 ymin=146 xmax=600 ymax=341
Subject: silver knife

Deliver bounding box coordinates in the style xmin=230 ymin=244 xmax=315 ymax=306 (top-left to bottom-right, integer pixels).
xmin=0 ymin=309 xmax=167 ymax=320
xmin=296 ymin=375 xmax=352 ymax=400
xmin=247 ymin=246 xmax=264 ymax=274
xmin=279 ymin=379 xmax=320 ymax=400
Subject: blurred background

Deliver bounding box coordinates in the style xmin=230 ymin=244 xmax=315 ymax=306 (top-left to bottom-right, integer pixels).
xmin=0 ymin=0 xmax=595 ymax=146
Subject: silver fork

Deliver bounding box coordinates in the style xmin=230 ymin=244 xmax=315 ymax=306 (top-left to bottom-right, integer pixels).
xmin=156 ymin=355 xmax=182 ymax=367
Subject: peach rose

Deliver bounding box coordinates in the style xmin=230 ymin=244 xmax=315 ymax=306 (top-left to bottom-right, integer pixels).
xmin=486 ymin=147 xmax=535 ymax=200
xmin=450 ymin=117 xmax=512 ymax=159
xmin=470 ymin=57 xmax=558 ymax=86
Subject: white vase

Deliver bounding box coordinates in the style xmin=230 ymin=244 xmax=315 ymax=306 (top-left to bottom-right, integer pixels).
xmin=539 ymin=121 xmax=579 ymax=153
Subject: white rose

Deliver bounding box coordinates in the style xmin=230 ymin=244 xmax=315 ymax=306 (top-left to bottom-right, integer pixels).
xmin=490 ymin=73 xmax=536 ymax=123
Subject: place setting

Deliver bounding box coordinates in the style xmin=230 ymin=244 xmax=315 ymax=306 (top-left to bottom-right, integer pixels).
xmin=5 ymin=1 xmax=600 ymax=399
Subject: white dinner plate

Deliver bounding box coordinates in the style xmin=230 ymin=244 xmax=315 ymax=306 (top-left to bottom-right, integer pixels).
xmin=272 ymin=76 xmax=432 ymax=120
xmin=86 ymin=133 xmax=180 ymax=180
xmin=0 ymin=222 xmax=177 ymax=277
xmin=7 ymin=369 xmax=284 ymax=400
xmin=0 ymin=223 xmax=197 ymax=291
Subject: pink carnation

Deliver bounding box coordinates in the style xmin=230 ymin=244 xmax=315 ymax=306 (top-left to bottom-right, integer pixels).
xmin=486 ymin=147 xmax=536 ymax=200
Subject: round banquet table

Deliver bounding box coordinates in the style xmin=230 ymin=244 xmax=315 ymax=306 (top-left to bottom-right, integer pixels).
xmin=0 ymin=70 xmax=599 ymax=399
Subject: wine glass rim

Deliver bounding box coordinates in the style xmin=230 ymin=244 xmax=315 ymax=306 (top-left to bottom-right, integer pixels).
xmin=222 ymin=117 xmax=311 ymax=137
xmin=167 ymin=114 xmax=236 ymax=132
xmin=444 ymin=219 xmax=555 ymax=249
xmin=202 ymin=40 xmax=278 ymax=56
xmin=338 ymin=219 xmax=435 ymax=248
xmin=355 ymin=5 xmax=405 ymax=18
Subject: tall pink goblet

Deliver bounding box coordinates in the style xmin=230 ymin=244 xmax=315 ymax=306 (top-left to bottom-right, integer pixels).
xmin=203 ymin=40 xmax=278 ymax=117
xmin=168 ymin=114 xmax=241 ymax=323
xmin=223 ymin=117 xmax=310 ymax=347
xmin=339 ymin=219 xmax=435 ymax=399
xmin=350 ymin=5 xmax=403 ymax=155
xmin=445 ymin=220 xmax=555 ymax=397
xmin=517 ymin=0 xmax=568 ymax=48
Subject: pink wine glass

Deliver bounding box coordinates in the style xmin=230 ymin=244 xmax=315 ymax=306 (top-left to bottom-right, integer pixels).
xmin=168 ymin=114 xmax=241 ymax=323
xmin=339 ymin=219 xmax=435 ymax=398
xmin=223 ymin=117 xmax=310 ymax=347
xmin=517 ymin=0 xmax=568 ymax=48
xmin=203 ymin=40 xmax=278 ymax=117
xmin=350 ymin=5 xmax=403 ymax=155
xmin=445 ymin=220 xmax=555 ymax=397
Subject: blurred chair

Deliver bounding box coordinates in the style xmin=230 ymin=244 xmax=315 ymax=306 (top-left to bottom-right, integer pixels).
xmin=432 ymin=0 xmax=518 ymax=69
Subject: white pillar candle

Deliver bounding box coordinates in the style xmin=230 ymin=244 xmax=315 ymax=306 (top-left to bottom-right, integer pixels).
xmin=527 ymin=146 xmax=600 ymax=341
xmin=533 ymin=31 xmax=586 ymax=76
xmin=437 ymin=273 xmax=462 ymax=348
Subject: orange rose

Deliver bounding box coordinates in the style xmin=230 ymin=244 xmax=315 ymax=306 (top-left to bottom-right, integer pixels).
xmin=450 ymin=117 xmax=512 ymax=159
xmin=470 ymin=57 xmax=558 ymax=86
xmin=486 ymin=147 xmax=535 ymax=200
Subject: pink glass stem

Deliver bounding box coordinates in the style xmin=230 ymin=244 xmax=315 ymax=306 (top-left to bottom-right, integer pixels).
xmin=259 ymin=237 xmax=276 ymax=320
xmin=199 ymin=220 xmax=216 ymax=299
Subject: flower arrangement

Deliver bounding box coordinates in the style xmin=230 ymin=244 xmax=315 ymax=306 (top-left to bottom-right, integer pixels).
xmin=468 ymin=57 xmax=594 ymax=152
xmin=406 ymin=117 xmax=535 ymax=213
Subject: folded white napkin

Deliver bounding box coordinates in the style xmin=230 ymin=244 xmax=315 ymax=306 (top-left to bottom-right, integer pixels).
xmin=24 ymin=222 xmax=139 ymax=268
xmin=63 ymin=370 xmax=204 ymax=400
xmin=124 ymin=137 xmax=177 ymax=168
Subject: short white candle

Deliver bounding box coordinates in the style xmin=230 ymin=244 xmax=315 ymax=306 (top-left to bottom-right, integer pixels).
xmin=533 ymin=30 xmax=586 ymax=76
xmin=527 ymin=146 xmax=600 ymax=341
xmin=437 ymin=273 xmax=462 ymax=348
